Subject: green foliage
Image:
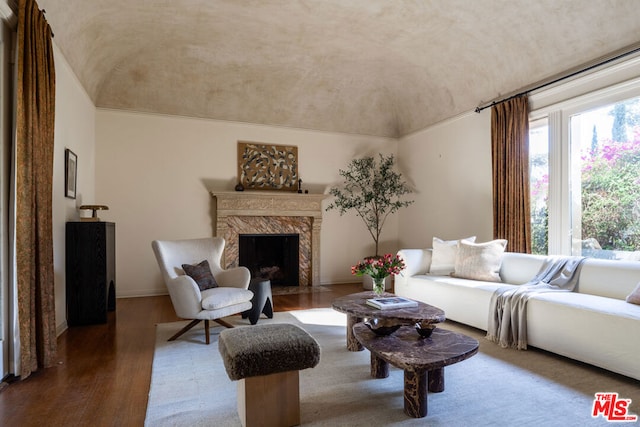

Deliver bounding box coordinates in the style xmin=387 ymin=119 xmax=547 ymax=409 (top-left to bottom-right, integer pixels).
xmin=581 ymin=136 xmax=640 ymax=251
xmin=326 ymin=154 xmax=413 ymax=256
xmin=531 ymin=205 xmax=548 ymax=255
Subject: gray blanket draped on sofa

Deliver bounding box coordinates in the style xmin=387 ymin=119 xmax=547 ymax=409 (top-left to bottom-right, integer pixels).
xmin=487 ymin=256 xmax=586 ymax=350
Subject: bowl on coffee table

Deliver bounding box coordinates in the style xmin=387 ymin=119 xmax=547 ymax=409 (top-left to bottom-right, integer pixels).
xmin=364 ymin=318 xmax=401 ymax=336
xmin=415 ymin=321 xmax=437 ymax=338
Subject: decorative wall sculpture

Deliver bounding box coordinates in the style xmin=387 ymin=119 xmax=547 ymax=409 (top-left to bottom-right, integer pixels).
xmin=237 ymin=141 xmax=298 ymax=191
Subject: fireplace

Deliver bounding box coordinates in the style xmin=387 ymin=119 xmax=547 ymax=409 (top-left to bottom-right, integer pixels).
xmin=210 ymin=191 xmax=327 ymax=286
xmin=239 ymin=234 xmax=300 ymax=286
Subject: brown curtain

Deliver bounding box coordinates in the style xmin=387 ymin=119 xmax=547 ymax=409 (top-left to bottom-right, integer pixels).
xmin=15 ymin=0 xmax=56 ymax=379
xmin=491 ymin=95 xmax=531 ymax=254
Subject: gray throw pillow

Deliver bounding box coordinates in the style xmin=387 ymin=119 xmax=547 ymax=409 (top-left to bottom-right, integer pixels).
xmin=182 ymin=259 xmax=218 ymax=291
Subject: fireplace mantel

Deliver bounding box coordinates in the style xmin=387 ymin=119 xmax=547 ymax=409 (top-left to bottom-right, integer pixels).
xmin=211 ymin=191 xmax=327 ymax=218
xmin=210 ymin=191 xmax=328 ymax=286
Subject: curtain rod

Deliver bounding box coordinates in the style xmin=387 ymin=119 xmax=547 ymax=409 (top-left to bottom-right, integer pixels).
xmin=475 ymin=43 xmax=640 ymax=113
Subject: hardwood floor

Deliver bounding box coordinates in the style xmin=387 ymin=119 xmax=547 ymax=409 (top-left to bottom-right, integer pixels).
xmin=0 ymin=283 xmax=361 ymax=427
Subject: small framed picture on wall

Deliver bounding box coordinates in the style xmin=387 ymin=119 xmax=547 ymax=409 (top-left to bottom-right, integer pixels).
xmin=65 ymin=148 xmax=77 ymax=199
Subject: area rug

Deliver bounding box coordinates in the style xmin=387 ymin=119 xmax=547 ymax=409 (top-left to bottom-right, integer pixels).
xmin=145 ymin=309 xmax=639 ymax=426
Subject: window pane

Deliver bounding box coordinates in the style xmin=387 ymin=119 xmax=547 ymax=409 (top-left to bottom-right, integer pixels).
xmin=529 ymin=119 xmax=549 ymax=255
xmin=570 ymin=96 xmax=640 ymax=260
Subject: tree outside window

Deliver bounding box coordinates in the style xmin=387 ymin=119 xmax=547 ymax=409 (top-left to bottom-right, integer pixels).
xmin=578 ymin=98 xmax=640 ymax=257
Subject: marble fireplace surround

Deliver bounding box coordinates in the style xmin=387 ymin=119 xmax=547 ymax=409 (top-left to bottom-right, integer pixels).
xmin=210 ymin=191 xmax=327 ymax=286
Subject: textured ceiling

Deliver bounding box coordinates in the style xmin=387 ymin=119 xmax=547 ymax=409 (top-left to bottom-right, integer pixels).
xmin=35 ymin=0 xmax=640 ymax=138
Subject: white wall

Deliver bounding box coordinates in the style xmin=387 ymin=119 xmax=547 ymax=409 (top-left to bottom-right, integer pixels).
xmin=52 ymin=44 xmax=96 ymax=333
xmin=95 ymin=110 xmax=399 ymax=297
xmin=397 ymin=110 xmax=494 ymax=249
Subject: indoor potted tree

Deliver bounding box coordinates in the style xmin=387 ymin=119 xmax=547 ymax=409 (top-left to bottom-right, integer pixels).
xmin=326 ymin=154 xmax=414 ymax=289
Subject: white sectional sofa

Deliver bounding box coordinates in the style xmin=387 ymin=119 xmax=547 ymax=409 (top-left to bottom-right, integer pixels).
xmin=395 ymin=248 xmax=640 ymax=381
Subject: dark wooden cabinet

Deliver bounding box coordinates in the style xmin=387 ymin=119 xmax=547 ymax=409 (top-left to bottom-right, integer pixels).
xmin=66 ymin=221 xmax=116 ymax=326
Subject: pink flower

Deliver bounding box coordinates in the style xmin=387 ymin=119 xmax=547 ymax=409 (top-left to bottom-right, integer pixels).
xmin=350 ymin=254 xmax=406 ymax=280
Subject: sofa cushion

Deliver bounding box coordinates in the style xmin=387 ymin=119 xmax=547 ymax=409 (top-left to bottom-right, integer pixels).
xmin=399 ymin=274 xmax=517 ymax=330
xmin=499 ymin=252 xmax=547 ymax=285
xmin=526 ymin=291 xmax=640 ymax=380
xmin=182 ymin=259 xmax=218 ymax=291
xmin=453 ymin=239 xmax=507 ymax=282
xmin=429 ymin=236 xmax=476 ymax=275
xmin=627 ymin=282 xmax=640 ymax=305
xmin=576 ymin=258 xmax=640 ymax=299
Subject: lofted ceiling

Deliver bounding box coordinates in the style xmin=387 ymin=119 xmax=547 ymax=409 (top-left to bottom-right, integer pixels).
xmin=33 ymin=0 xmax=640 ymax=138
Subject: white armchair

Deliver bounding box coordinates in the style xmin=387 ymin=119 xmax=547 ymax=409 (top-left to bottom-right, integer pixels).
xmin=151 ymin=237 xmax=253 ymax=344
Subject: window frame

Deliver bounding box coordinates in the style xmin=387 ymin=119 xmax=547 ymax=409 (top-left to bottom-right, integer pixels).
xmin=529 ymin=58 xmax=640 ymax=256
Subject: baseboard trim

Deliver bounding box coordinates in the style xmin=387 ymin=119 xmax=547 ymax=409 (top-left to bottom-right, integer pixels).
xmin=116 ymin=289 xmax=169 ymax=298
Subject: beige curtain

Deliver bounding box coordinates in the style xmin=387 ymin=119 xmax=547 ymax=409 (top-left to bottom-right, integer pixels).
xmin=14 ymin=0 xmax=56 ymax=379
xmin=491 ymin=95 xmax=531 ymax=254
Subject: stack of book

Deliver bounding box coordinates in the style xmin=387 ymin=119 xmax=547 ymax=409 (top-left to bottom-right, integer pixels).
xmin=365 ymin=296 xmax=418 ymax=310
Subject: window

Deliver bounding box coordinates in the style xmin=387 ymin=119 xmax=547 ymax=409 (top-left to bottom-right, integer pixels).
xmin=530 ymin=86 xmax=640 ymax=260
xmin=570 ymin=96 xmax=640 ymax=259
xmin=529 ymin=119 xmax=549 ymax=255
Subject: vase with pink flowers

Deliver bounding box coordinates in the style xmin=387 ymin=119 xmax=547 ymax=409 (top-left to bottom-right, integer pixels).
xmin=351 ymin=253 xmax=406 ymax=296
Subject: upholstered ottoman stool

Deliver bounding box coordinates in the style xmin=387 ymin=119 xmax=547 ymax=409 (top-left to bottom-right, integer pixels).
xmin=241 ymin=278 xmax=273 ymax=325
xmin=219 ymin=323 xmax=321 ymax=427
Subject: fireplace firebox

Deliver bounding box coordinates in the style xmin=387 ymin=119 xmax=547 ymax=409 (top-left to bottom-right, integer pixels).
xmin=239 ymin=234 xmax=300 ymax=286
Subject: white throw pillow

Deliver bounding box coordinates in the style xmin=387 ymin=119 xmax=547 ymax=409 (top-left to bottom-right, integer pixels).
xmin=626 ymin=282 xmax=640 ymax=305
xmin=429 ymin=236 xmax=476 ymax=275
xmin=453 ymin=239 xmax=508 ymax=282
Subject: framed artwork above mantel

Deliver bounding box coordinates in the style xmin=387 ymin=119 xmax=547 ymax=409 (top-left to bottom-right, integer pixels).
xmin=237 ymin=141 xmax=299 ymax=192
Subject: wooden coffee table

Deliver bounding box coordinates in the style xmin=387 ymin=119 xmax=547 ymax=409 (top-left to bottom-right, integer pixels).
xmin=352 ymin=324 xmax=479 ymax=418
xmin=332 ymin=291 xmax=445 ymax=351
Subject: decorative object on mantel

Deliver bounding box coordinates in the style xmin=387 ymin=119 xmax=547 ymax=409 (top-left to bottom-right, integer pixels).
xmin=326 ymin=154 xmax=413 ymax=257
xmin=234 ymin=182 xmax=244 ymax=191
xmin=79 ymin=205 xmax=109 ymax=221
xmin=237 ymin=141 xmax=298 ymax=192
xmin=351 ymin=253 xmax=406 ymax=296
